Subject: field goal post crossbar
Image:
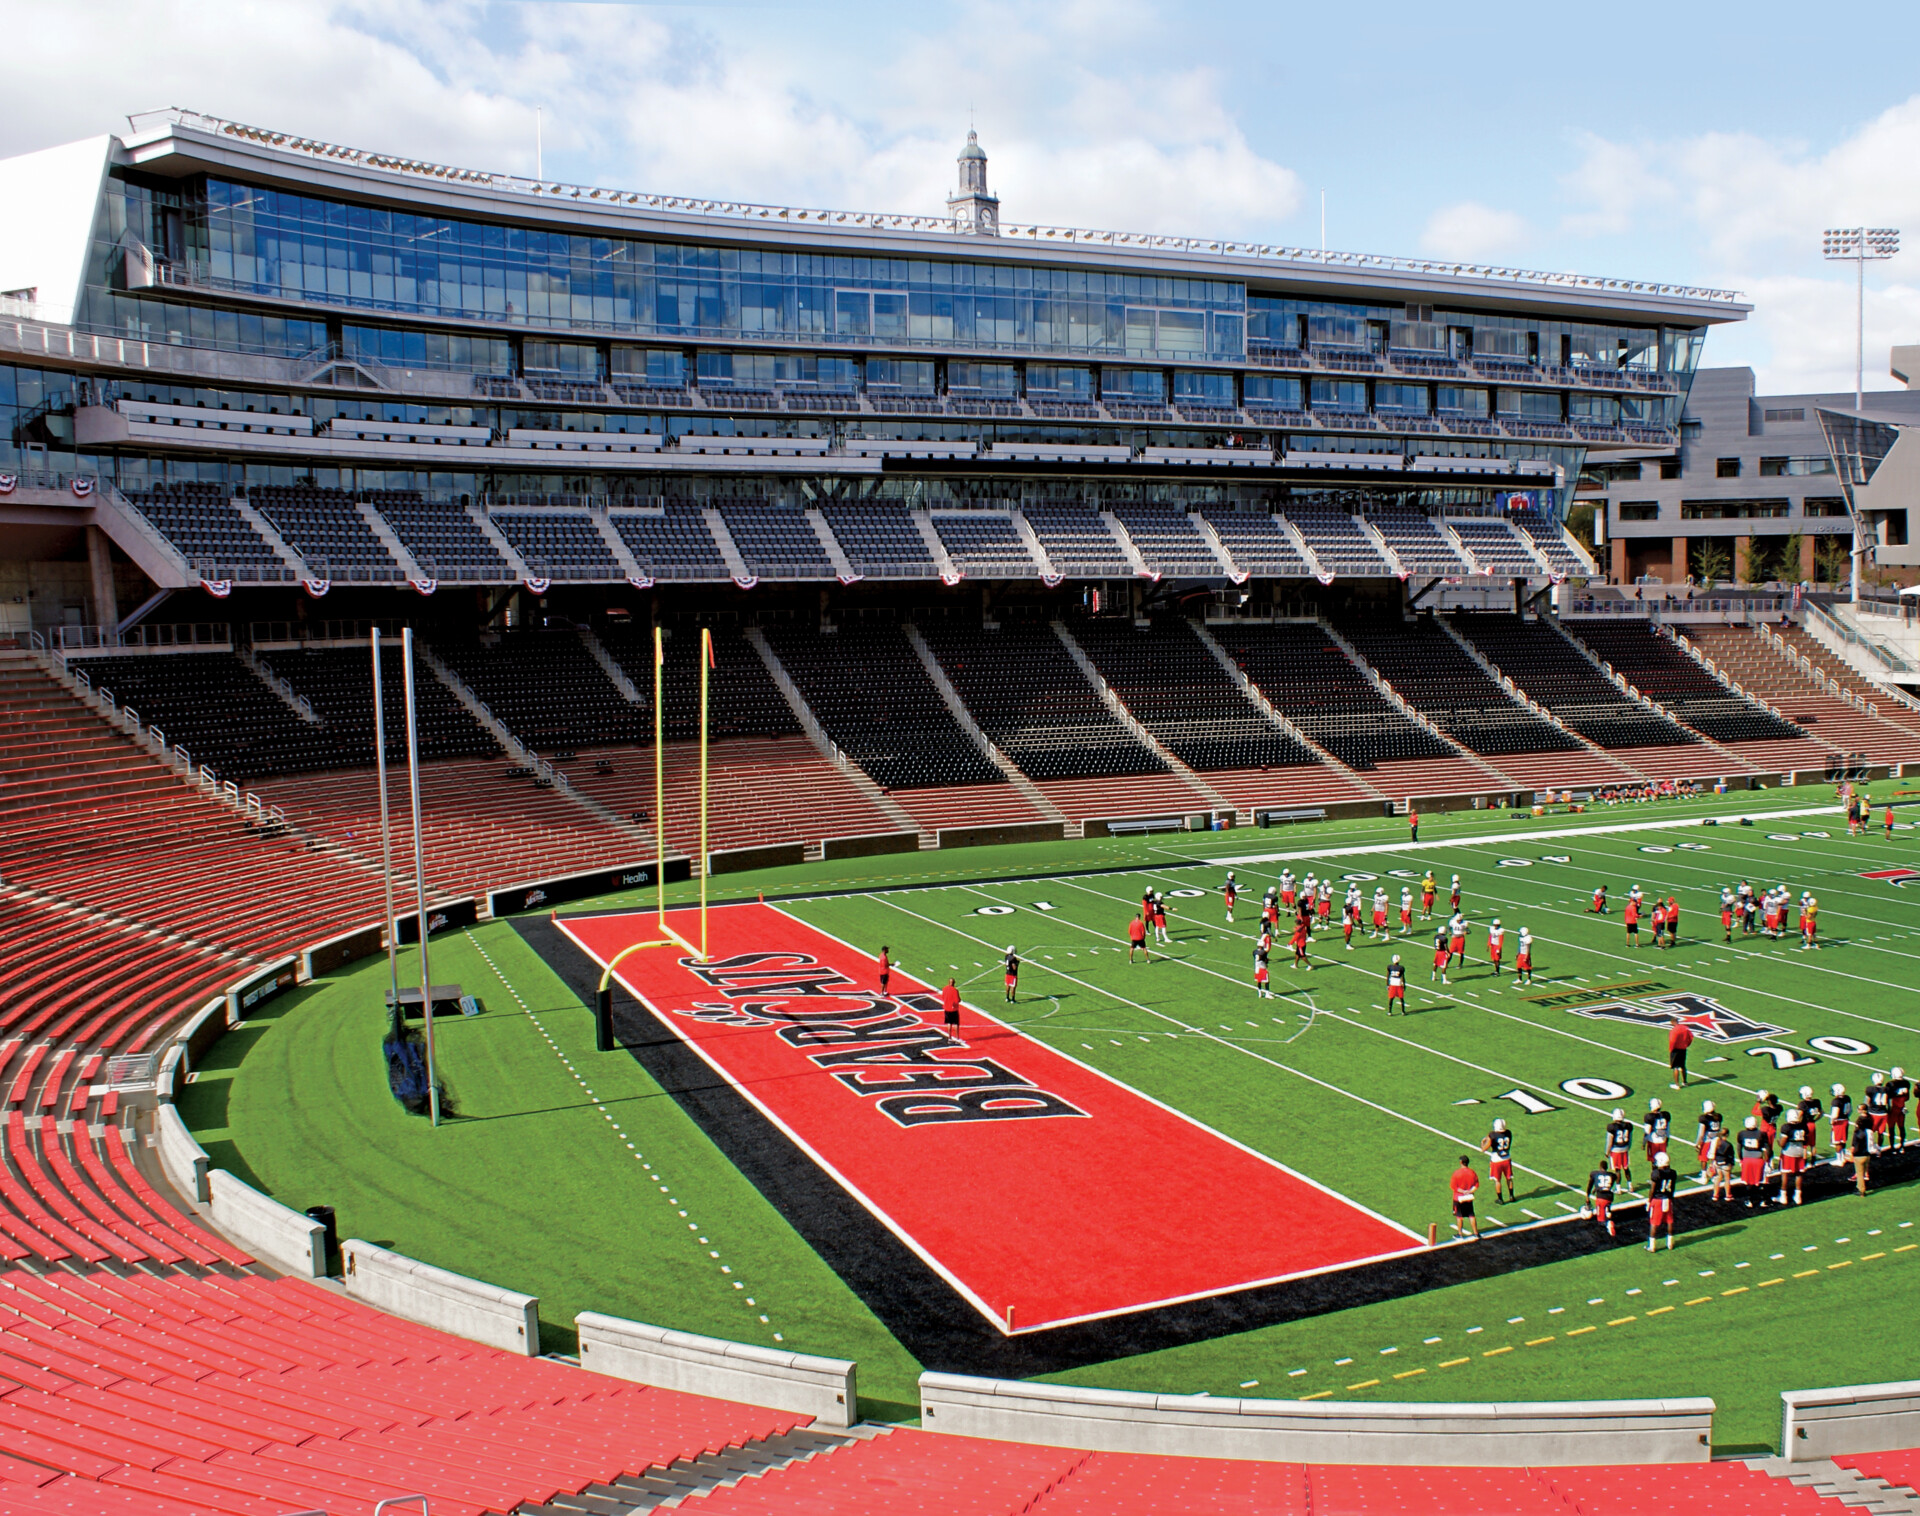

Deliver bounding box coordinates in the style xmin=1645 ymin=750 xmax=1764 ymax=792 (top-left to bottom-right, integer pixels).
xmin=589 ymin=624 xmax=711 ymax=1050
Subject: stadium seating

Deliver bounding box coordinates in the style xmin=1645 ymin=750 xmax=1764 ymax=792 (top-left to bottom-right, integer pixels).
xmin=1681 ymin=624 xmax=1920 ymax=765
xmin=1365 ymin=505 xmax=1473 ymax=577
xmin=1073 ymin=618 xmax=1319 ymax=772
xmin=248 ymin=486 xmax=405 ymax=583
xmin=434 ymin=628 xmax=649 ymax=753
xmin=1569 ymin=621 xmax=1814 ymax=746
xmin=919 ymin=623 xmax=1167 ymax=784
xmin=931 ymin=513 xmax=1036 ymax=578
xmin=365 ymin=490 xmax=511 ymax=581
xmin=822 ymin=504 xmax=938 ymax=578
xmin=1110 ymin=505 xmax=1224 ymax=578
xmin=1282 ymin=504 xmax=1394 ymax=578
xmin=1338 ymin=615 xmax=1586 ymax=758
xmin=491 ymin=511 xmax=622 ymax=580
xmin=718 ymin=499 xmax=835 ymax=579
xmin=76 ymin=652 xmax=357 ymax=783
xmin=1023 ymin=504 xmax=1132 ymax=578
xmin=1511 ymin=512 xmax=1595 ymax=577
xmin=763 ymin=624 xmax=1004 ymax=791
xmin=1447 ymin=517 xmax=1545 ymax=577
xmin=1452 ymin=615 xmax=1703 ymax=750
xmin=1777 ymin=626 xmax=1920 ymax=736
xmin=262 ymin=644 xmax=498 ymax=765
xmin=1210 ymin=622 xmax=1454 ymax=771
xmin=596 ymin=622 xmax=800 ymax=743
xmin=1201 ymin=510 xmax=1313 ymax=578
xmin=123 ymin=484 xmax=292 ymax=582
xmin=613 ymin=503 xmax=731 ymax=581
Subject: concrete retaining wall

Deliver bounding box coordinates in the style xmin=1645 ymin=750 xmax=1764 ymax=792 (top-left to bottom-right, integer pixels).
xmin=176 ymin=997 xmax=230 ymax=1073
xmin=709 ymin=841 xmax=806 ymax=874
xmin=577 ymin=1311 xmax=856 ymax=1426
xmin=1784 ymin=1379 xmax=1920 ymax=1461
xmin=919 ymin=1374 xmax=1714 ymax=1466
xmin=822 ymin=831 xmax=919 ymax=860
xmin=343 ymin=1238 xmax=538 ymax=1355
xmin=938 ymin=821 xmax=1065 ymax=849
xmin=302 ymin=923 xmax=384 ymax=979
xmin=208 ymin=1169 xmax=325 ymax=1277
xmin=154 ymin=1104 xmax=210 ymax=1204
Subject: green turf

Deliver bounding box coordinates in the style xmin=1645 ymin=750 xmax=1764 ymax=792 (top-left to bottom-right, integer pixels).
xmin=198 ymin=786 xmax=1920 ymax=1446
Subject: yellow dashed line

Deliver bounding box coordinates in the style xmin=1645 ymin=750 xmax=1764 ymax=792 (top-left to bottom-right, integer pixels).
xmin=1393 ymin=1368 xmax=1426 ymax=1380
xmin=1897 ymin=1245 xmax=1917 ymax=1253
xmin=1566 ymin=1326 xmax=1597 ymax=1335
xmin=1482 ymin=1346 xmax=1513 ymax=1357
xmin=1347 ymin=1379 xmax=1380 ymax=1389
xmin=1794 ymin=1270 xmax=1819 ymax=1278
xmin=1863 ymin=1252 xmax=1886 ymax=1261
xmin=1758 ymin=1279 xmax=1784 ymax=1288
xmin=1646 ymin=1306 xmax=1674 ymax=1316
xmin=1302 ymin=1390 xmax=1334 ymax=1400
xmin=1828 ymin=1261 xmax=1852 ymax=1270
xmin=1608 ymin=1315 xmax=1637 ymax=1325
xmin=1721 ymin=1287 xmax=1748 ymax=1296
xmin=1526 ymin=1336 xmax=1555 ymax=1345
xmin=1684 ymin=1297 xmax=1713 ymax=1306
xmin=1439 ymin=1357 xmax=1471 ymax=1368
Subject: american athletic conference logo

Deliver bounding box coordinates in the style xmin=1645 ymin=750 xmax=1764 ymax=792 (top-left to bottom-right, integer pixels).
xmin=522 ymin=889 xmax=548 ymax=908
xmin=1568 ymin=990 xmax=1789 ymax=1043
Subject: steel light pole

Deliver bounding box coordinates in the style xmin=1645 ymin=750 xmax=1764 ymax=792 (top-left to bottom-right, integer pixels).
xmin=1821 ymin=227 xmax=1899 ymax=602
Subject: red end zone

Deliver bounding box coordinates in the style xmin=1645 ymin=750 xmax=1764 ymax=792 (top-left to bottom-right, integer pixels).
xmin=560 ymin=903 xmax=1419 ymax=1333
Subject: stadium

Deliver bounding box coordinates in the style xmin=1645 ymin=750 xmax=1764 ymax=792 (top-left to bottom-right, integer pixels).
xmin=4 ymin=105 xmax=1920 ymax=1514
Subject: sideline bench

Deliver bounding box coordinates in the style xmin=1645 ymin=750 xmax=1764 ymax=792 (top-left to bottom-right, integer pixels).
xmin=1102 ymin=815 xmax=1188 ymax=835
xmin=1255 ymin=807 xmax=1327 ymax=827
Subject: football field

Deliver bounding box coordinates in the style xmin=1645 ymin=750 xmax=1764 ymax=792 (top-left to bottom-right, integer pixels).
xmin=765 ymin=802 xmax=1920 ymax=1243
xmin=186 ymin=791 xmax=1920 ymax=1450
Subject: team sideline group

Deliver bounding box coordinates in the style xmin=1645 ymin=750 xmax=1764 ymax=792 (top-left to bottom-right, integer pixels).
xmin=1102 ymin=854 xmax=1908 ymax=1250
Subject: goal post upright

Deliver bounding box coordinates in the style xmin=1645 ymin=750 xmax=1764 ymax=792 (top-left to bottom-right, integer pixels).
xmin=699 ymin=625 xmax=711 ymax=962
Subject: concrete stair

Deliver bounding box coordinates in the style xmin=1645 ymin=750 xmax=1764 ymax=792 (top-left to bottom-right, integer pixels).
xmin=517 ymin=1425 xmax=888 ymax=1514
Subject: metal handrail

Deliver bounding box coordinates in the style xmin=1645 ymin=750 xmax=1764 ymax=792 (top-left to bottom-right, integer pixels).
xmin=138 ymin=108 xmax=1742 ymax=304
xmin=1805 ymin=599 xmax=1913 ymax=673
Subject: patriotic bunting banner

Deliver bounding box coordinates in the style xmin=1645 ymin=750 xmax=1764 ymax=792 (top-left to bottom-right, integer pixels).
xmin=409 ymin=578 xmax=437 ymax=596
xmin=199 ymin=578 xmax=232 ymax=598
xmin=302 ymin=578 xmax=330 ymax=598
xmin=524 ymin=576 xmax=551 ymax=594
xmin=627 ymin=574 xmax=655 ymax=590
xmin=69 ymin=477 xmax=95 ymax=498
xmin=0 ymin=474 xmax=16 ymax=495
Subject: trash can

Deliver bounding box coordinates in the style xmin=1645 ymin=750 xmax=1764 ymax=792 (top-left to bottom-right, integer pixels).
xmin=306 ymin=1205 xmax=338 ymax=1256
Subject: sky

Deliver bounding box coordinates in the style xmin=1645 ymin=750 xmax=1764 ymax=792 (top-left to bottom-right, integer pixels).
xmin=7 ymin=0 xmax=1920 ymax=394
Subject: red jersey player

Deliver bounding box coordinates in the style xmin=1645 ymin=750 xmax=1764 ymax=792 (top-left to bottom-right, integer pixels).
xmin=1223 ymin=872 xmax=1238 ymax=923
xmin=1486 ymin=919 xmax=1505 ymax=976
xmin=1386 ymin=954 xmax=1407 ymax=1014
xmin=1623 ymin=894 xmax=1640 ymax=946
xmin=1290 ymin=915 xmax=1312 ymax=972
xmin=1736 ymin=1116 xmax=1770 ymax=1208
xmin=1646 ymin=1152 xmax=1677 ymax=1251
xmin=1514 ymin=927 xmax=1535 ymax=985
xmin=1482 ymin=1119 xmax=1515 ymax=1203
xmin=1603 ymin=1109 xmax=1635 ymax=1191
xmin=1431 ymin=930 xmax=1450 ymax=985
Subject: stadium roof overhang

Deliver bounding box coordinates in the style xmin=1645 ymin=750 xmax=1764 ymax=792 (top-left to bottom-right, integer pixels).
xmin=116 ymin=113 xmax=1749 ymax=331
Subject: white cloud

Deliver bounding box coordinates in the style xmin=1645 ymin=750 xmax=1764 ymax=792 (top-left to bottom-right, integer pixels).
xmin=1561 ymin=98 xmax=1920 ymax=392
xmin=0 ymin=0 xmax=1301 ymax=237
xmin=1418 ymin=202 xmax=1532 ymax=262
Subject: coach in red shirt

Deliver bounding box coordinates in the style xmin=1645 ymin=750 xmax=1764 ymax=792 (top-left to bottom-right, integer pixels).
xmin=1668 ymin=1021 xmax=1694 ymax=1090
xmin=1449 ymin=1156 xmax=1480 ymax=1240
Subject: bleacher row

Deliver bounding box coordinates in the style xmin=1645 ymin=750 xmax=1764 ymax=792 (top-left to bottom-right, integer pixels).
xmin=120 ymin=487 xmax=1593 ymax=584
xmin=60 ymin=612 xmax=1920 ymax=877
xmin=7 ymin=642 xmax=1920 ymax=1513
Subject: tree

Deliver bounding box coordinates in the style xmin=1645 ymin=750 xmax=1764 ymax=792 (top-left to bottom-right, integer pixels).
xmin=1815 ymin=536 xmax=1850 ymax=586
xmin=1777 ymin=531 xmax=1807 ymax=585
xmin=1563 ymin=500 xmax=1597 ymax=555
xmin=1738 ymin=538 xmax=1769 ymax=586
xmin=1690 ymin=540 xmax=1731 ymax=587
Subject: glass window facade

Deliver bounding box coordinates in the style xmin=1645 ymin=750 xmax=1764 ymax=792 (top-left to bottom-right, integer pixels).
xmin=1172 ymin=371 xmax=1236 ymax=402
xmin=1244 ymin=374 xmax=1304 ymax=408
xmin=1026 ymin=364 xmax=1093 ymax=398
xmin=342 ymin=324 xmax=513 ymax=373
xmin=947 ymin=360 xmax=1019 ymax=394
xmin=100 ymin=175 xmax=1246 ymax=362
xmin=1374 ymin=381 xmax=1429 ymax=413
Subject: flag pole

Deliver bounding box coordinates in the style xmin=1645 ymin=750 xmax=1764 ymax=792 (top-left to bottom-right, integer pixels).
xmin=371 ymin=629 xmax=400 ymax=1015
xmin=653 ymin=623 xmax=667 ymax=931
xmin=700 ymin=626 xmax=711 ymax=960
xmin=402 ymin=627 xmax=439 ymax=1127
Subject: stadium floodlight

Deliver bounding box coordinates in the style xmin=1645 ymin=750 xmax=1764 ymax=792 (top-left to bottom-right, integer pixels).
xmin=1822 ymin=228 xmax=1898 ymax=605
xmin=1822 ymin=228 xmax=1900 ymax=413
